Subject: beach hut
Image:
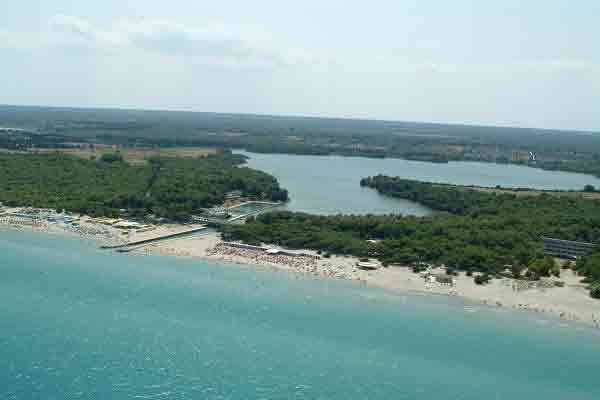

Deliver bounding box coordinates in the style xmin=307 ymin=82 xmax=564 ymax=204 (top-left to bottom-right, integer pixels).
xmin=113 ymin=221 xmax=143 ymax=229
xmin=357 ymin=261 xmax=380 ymax=270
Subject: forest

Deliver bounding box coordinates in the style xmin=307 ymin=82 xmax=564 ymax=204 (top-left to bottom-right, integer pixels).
xmin=3 ymin=105 xmax=600 ymax=177
xmin=0 ymin=152 xmax=287 ymax=221
xmin=221 ymin=176 xmax=600 ymax=298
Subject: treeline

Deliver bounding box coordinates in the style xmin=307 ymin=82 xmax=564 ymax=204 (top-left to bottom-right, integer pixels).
xmin=222 ymin=176 xmax=600 ymax=297
xmin=360 ymin=175 xmax=600 ymax=240
xmin=576 ymin=253 xmax=600 ymax=298
xmin=0 ymin=153 xmax=287 ymax=221
xmin=5 ymin=105 xmax=600 ymax=178
xmin=6 ymin=122 xmax=600 ymax=177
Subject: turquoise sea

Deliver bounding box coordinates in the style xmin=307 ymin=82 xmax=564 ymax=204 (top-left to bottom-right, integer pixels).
xmin=2 ymin=228 xmax=600 ymax=399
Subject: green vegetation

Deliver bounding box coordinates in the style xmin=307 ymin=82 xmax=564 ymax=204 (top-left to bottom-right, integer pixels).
xmin=590 ymin=284 xmax=600 ymax=299
xmin=222 ymin=176 xmax=600 ymax=298
xmin=575 ymin=252 xmax=600 ymax=295
xmin=0 ymin=152 xmax=287 ymax=221
xmin=3 ymin=105 xmax=600 ymax=178
xmin=474 ymin=274 xmax=491 ymax=285
xmin=0 ymin=153 xmax=150 ymax=217
xmin=147 ymin=156 xmax=288 ymax=220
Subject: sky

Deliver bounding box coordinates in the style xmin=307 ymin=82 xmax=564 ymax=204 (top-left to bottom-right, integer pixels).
xmin=0 ymin=0 xmax=599 ymax=131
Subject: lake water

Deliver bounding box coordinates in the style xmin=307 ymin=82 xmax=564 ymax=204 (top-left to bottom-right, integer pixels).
xmin=240 ymin=151 xmax=600 ymax=215
xmin=2 ymin=229 xmax=600 ymax=399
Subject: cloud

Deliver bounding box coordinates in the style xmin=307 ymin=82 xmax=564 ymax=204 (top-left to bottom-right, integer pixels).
xmin=50 ymin=14 xmax=126 ymax=47
xmin=123 ymin=20 xmax=285 ymax=66
xmin=46 ymin=15 xmax=310 ymax=68
xmin=513 ymin=59 xmax=597 ymax=72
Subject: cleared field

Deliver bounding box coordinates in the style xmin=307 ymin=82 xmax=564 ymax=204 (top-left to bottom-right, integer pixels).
xmin=31 ymin=147 xmax=218 ymax=166
xmin=154 ymin=147 xmax=218 ymax=158
xmin=458 ymin=185 xmax=600 ymax=200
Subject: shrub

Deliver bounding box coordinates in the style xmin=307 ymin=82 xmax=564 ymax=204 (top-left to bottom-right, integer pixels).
xmin=590 ymin=284 xmax=600 ymax=299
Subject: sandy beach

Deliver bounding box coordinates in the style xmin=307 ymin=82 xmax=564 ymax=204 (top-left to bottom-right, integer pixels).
xmin=127 ymin=229 xmax=600 ymax=329
xmin=133 ymin=232 xmax=369 ymax=281
xmin=2 ymin=215 xmax=599 ymax=329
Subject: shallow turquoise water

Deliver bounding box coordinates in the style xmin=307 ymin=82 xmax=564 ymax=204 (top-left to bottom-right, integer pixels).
xmin=2 ymin=229 xmax=600 ymax=399
xmin=240 ymin=151 xmax=600 ymax=215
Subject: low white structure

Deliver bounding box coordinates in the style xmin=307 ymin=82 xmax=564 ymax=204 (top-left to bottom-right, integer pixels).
xmin=266 ymin=248 xmax=281 ymax=255
xmin=113 ymin=221 xmax=143 ymax=229
xmin=357 ymin=261 xmax=380 ymax=270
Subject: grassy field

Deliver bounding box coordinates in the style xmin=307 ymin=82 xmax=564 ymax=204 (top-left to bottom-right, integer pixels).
xmin=450 ymin=185 xmax=600 ymax=200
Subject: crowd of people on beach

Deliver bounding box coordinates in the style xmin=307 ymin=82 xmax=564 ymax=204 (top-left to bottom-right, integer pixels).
xmin=206 ymin=243 xmax=363 ymax=280
xmin=62 ymin=223 xmax=124 ymax=245
xmin=0 ymin=212 xmax=124 ymax=246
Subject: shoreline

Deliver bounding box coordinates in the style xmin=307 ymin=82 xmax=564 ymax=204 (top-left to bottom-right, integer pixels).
xmin=118 ymin=226 xmax=600 ymax=330
xmin=237 ymin=149 xmax=600 ymax=183
xmin=2 ymin=220 xmax=600 ymax=330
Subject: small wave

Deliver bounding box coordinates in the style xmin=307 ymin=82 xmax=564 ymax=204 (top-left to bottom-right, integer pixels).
xmin=133 ymin=391 xmax=172 ymax=399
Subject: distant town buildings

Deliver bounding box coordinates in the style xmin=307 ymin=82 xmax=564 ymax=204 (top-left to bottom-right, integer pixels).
xmin=512 ymin=151 xmax=537 ymax=163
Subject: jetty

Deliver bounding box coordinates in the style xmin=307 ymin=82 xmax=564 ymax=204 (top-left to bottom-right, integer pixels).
xmin=101 ymin=201 xmax=283 ymax=251
xmin=101 ymin=226 xmax=209 ymax=250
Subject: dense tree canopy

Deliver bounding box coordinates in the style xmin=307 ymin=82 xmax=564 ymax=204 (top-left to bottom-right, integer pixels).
xmin=147 ymin=155 xmax=288 ymax=220
xmin=0 ymin=153 xmax=151 ymax=217
xmin=0 ymin=153 xmax=287 ymax=220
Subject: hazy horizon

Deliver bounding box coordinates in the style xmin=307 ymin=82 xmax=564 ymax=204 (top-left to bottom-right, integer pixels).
xmin=4 ymin=103 xmax=600 ymax=135
xmin=1 ymin=1 xmax=599 ymax=131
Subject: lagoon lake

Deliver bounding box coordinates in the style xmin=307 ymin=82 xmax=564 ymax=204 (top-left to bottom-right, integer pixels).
xmin=240 ymin=151 xmax=600 ymax=215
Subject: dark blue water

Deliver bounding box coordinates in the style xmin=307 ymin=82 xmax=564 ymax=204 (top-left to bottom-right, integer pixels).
xmin=2 ymin=229 xmax=600 ymax=399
